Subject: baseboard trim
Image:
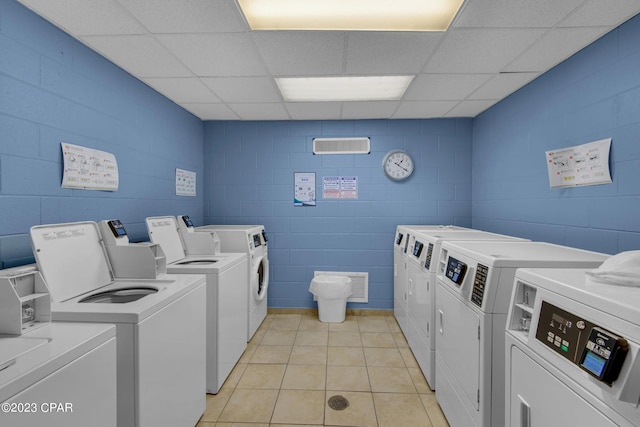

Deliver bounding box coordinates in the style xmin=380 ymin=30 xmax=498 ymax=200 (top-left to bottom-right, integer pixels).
xmin=267 ymin=307 xmax=393 ymax=317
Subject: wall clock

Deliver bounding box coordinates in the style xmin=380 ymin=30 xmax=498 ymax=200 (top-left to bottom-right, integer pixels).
xmin=383 ymin=150 xmax=414 ymax=181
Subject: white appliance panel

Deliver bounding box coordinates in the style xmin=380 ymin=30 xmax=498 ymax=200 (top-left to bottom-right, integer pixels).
xmin=436 ymin=281 xmax=481 ymax=410
xmin=506 ymin=268 xmax=640 ymax=427
xmin=137 ymin=283 xmax=206 ymax=426
xmin=5 ymin=339 xmax=117 ymax=427
xmin=435 ymin=242 xmax=608 ymax=427
xmin=509 ymin=344 xmax=618 ymax=427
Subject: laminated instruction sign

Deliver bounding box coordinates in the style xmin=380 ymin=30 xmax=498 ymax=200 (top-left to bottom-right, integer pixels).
xmin=61 ymin=142 xmax=119 ymax=191
xmin=546 ymin=138 xmax=612 ymax=188
xmin=176 ymin=168 xmax=196 ymax=196
xmin=323 ymin=176 xmax=358 ymax=199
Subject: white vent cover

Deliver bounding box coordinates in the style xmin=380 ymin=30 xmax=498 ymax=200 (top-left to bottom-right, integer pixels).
xmin=313 ymin=137 xmax=370 ymax=155
xmin=313 ymin=271 xmax=368 ymax=303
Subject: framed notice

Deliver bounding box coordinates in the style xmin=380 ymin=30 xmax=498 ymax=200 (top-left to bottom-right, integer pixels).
xmin=61 ymin=142 xmax=119 ymax=191
xmin=294 ymin=172 xmax=316 ymax=206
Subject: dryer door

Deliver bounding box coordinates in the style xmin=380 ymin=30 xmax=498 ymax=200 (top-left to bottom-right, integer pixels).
xmin=253 ymin=255 xmax=269 ymax=301
xmin=510 ymin=346 xmax=617 ymax=427
xmin=436 ymin=281 xmax=481 ymax=411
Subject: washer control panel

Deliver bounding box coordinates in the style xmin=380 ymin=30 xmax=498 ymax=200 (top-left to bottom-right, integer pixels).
xmin=536 ymin=301 xmax=628 ymax=385
xmin=471 ymin=263 xmax=489 ymax=307
xmin=413 ymin=241 xmax=424 ymax=258
xmin=424 ymin=243 xmax=434 ymax=270
xmin=445 ymin=257 xmax=467 ymax=286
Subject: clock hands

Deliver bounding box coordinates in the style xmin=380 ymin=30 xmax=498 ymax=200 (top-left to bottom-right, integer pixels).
xmin=394 ymin=159 xmax=409 ymax=172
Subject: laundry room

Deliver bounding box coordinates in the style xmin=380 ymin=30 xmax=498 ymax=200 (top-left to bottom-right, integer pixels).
xmin=1 ymin=1 xmax=640 ymax=427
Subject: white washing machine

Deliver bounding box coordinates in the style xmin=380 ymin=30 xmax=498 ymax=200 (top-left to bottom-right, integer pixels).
xmin=29 ymin=221 xmax=207 ymax=427
xmin=393 ymin=225 xmax=468 ymax=336
xmin=0 ymin=322 xmax=116 ymax=427
xmin=435 ymin=241 xmax=608 ymax=427
xmin=405 ymin=229 xmax=527 ymax=390
xmin=196 ymin=225 xmax=269 ymax=341
xmin=145 ymin=216 xmax=248 ymax=393
xmin=506 ymin=268 xmax=640 ymax=427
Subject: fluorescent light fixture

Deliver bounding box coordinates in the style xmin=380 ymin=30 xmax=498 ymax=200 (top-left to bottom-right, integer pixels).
xmin=276 ymin=76 xmax=414 ymax=102
xmin=237 ymin=0 xmax=465 ymax=31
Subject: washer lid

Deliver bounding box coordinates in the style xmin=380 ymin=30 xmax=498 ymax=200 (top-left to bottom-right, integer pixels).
xmin=30 ymin=222 xmax=113 ymax=302
xmin=145 ymin=216 xmax=186 ymax=264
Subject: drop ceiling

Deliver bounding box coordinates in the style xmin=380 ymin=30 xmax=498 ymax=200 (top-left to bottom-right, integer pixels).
xmin=17 ymin=0 xmax=640 ymax=121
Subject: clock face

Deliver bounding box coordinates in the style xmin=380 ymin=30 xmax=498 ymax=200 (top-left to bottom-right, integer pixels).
xmin=383 ymin=150 xmax=414 ymax=181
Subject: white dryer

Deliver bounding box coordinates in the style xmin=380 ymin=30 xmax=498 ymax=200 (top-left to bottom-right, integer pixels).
xmin=30 ymin=221 xmax=207 ymax=427
xmin=145 ymin=216 xmax=248 ymax=393
xmin=435 ymin=241 xmax=608 ymax=427
xmin=0 ymin=322 xmax=116 ymax=427
xmin=404 ymin=229 xmax=527 ymax=390
xmin=506 ymin=268 xmax=640 ymax=427
xmin=394 ymin=225 xmax=468 ymax=336
xmin=196 ymin=225 xmax=269 ymax=341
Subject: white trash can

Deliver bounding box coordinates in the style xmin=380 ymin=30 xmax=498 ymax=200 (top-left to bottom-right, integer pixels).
xmin=309 ymin=275 xmax=352 ymax=323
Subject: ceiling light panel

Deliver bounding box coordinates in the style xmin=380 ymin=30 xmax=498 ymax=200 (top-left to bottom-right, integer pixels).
xmin=237 ymin=0 xmax=465 ymax=31
xmin=276 ymin=76 xmax=414 ymax=102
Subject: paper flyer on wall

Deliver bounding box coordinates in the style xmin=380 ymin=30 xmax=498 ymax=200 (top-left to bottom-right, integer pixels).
xmin=546 ymin=138 xmax=612 ymax=188
xmin=323 ymin=176 xmax=358 ymax=199
xmin=61 ymin=142 xmax=119 ymax=191
xmin=176 ymin=168 xmax=196 ymax=196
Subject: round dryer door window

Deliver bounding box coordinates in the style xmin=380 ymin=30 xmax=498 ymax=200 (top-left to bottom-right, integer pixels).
xmin=254 ymin=256 xmax=269 ymax=301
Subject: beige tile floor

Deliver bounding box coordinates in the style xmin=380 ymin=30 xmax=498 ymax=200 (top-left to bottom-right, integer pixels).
xmin=197 ymin=313 xmax=449 ymax=427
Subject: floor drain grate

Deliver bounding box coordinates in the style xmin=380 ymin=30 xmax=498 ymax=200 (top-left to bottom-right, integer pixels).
xmin=328 ymin=395 xmax=349 ymax=411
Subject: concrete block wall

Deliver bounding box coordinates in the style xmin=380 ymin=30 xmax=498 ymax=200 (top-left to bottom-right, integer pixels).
xmin=203 ymin=119 xmax=473 ymax=309
xmin=472 ymin=13 xmax=640 ymax=254
xmin=0 ymin=0 xmax=204 ymax=268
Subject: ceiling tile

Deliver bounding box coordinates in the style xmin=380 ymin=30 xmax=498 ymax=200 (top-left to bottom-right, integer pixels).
xmin=468 ymin=72 xmax=538 ymax=99
xmin=504 ymin=27 xmax=611 ymax=72
xmin=285 ymin=102 xmax=343 ymax=120
xmin=201 ymin=77 xmax=281 ymax=103
xmin=341 ymin=101 xmax=400 ymax=119
xmin=454 ymin=0 xmax=584 ymax=28
xmin=252 ymin=31 xmax=346 ymax=76
xmin=560 ymin=0 xmax=640 ymax=27
xmin=445 ymin=99 xmax=499 ymax=117
xmin=404 ymin=74 xmax=492 ymax=100
xmin=345 ymin=32 xmax=442 ymax=75
xmin=424 ymin=28 xmax=546 ymax=73
xmin=80 ymin=34 xmax=192 ymax=77
xmin=181 ymin=103 xmax=240 ymax=120
xmin=156 ymin=33 xmax=266 ymax=77
xmin=142 ymin=77 xmax=220 ymax=103
xmin=393 ymin=101 xmax=459 ymax=118
xmin=18 ymin=0 xmax=145 ymax=35
xmin=118 ymin=0 xmax=246 ymax=33
xmin=229 ymin=103 xmax=290 ymax=120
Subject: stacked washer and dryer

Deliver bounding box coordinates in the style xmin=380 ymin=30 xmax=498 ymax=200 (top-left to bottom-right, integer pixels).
xmin=196 ymin=224 xmax=269 ymax=341
xmin=506 ymin=266 xmax=640 ymax=427
xmin=434 ymin=240 xmax=608 ymax=427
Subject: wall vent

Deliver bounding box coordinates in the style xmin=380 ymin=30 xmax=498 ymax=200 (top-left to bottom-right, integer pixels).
xmin=313 ymin=137 xmax=370 ymax=155
xmin=313 ymin=271 xmax=368 ymax=303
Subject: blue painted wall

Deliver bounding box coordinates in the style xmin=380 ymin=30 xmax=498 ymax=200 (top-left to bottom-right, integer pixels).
xmin=0 ymin=0 xmax=204 ymax=268
xmin=203 ymin=119 xmax=473 ymax=309
xmin=3 ymin=0 xmax=640 ymax=309
xmin=472 ymin=14 xmax=640 ymax=254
